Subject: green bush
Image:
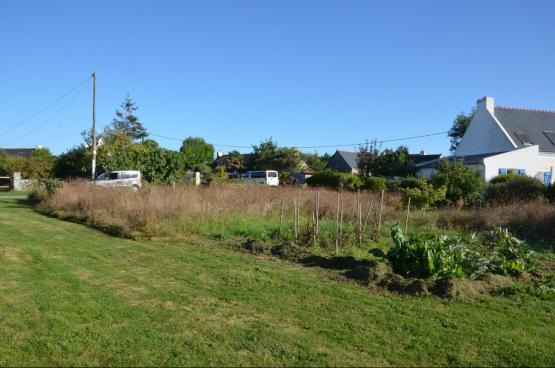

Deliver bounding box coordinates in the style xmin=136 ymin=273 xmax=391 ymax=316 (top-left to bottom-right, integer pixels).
xmin=341 ymin=174 xmax=363 ymax=191
xmin=363 ymin=176 xmax=386 ymax=192
xmin=432 ymin=160 xmax=484 ymax=205
xmin=484 ymin=175 xmax=546 ymax=203
xmin=306 ymin=170 xmax=363 ymax=191
xmin=401 ymin=177 xmax=446 ymax=209
xmin=399 ymin=177 xmax=420 ymax=189
xmin=306 ymin=170 xmax=342 ymax=189
xmin=547 ymin=184 xmax=555 ymax=203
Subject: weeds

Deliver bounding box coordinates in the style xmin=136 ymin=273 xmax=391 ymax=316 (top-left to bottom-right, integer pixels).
xmin=386 ymin=224 xmax=532 ymax=279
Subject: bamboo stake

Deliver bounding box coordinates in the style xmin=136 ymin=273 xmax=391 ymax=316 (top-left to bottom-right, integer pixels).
xmin=335 ymin=192 xmax=340 ymax=256
xmin=362 ymin=198 xmax=374 ymax=234
xmin=378 ymin=189 xmax=385 ymax=232
xmin=314 ymin=192 xmax=320 ymax=236
xmin=279 ymin=194 xmax=285 ymax=236
xmin=405 ymin=197 xmax=411 ymax=235
xmin=294 ymin=197 xmax=298 ymax=241
xmin=312 ymin=211 xmax=316 ymax=245
xmin=340 ymin=202 xmax=344 ymax=241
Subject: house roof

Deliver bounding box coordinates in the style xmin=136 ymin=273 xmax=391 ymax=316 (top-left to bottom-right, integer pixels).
xmin=331 ymin=150 xmax=442 ymax=170
xmin=0 ymin=148 xmax=35 ymax=158
xmin=495 ymin=107 xmax=555 ymax=153
xmin=335 ymin=150 xmax=359 ymax=169
xmin=416 ymin=151 xmax=508 ymax=169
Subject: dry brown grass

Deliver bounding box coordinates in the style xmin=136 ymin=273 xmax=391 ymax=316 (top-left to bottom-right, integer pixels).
xmin=41 ymin=180 xmax=402 ymax=238
xmin=435 ymin=201 xmax=555 ymax=241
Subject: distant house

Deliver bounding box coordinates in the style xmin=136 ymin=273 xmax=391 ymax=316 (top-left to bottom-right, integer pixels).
xmin=0 ymin=148 xmax=35 ymax=158
xmin=416 ymin=97 xmax=555 ymax=186
xmin=325 ymin=149 xmax=441 ymax=175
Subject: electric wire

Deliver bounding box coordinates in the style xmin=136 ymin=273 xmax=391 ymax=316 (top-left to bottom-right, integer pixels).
xmin=149 ymin=130 xmax=449 ymax=150
xmin=0 ymin=75 xmax=91 ymax=136
xmin=0 ymin=83 xmax=89 ymax=147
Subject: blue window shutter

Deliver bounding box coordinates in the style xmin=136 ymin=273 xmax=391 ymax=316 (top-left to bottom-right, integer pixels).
xmin=545 ymin=172 xmax=552 ymax=187
xmin=499 ymin=168 xmax=507 ymax=175
xmin=518 ymin=169 xmax=526 ymax=176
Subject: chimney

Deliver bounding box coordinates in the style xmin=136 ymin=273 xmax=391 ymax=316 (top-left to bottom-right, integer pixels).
xmin=477 ymin=96 xmax=494 ymax=114
xmin=420 ymin=150 xmax=426 ymax=155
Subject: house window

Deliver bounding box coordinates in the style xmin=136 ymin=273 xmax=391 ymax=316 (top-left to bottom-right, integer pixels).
xmin=498 ymin=168 xmax=508 ymax=175
xmin=515 ymin=132 xmax=533 ymax=145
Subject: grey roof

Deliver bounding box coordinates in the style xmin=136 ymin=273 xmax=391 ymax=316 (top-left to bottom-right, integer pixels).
xmin=327 ymin=150 xmax=442 ymax=171
xmin=0 ymin=148 xmax=35 ymax=158
xmin=495 ymin=107 xmax=555 ymax=153
xmin=416 ymin=151 xmax=508 ymax=169
xmin=336 ymin=150 xmax=359 ymax=169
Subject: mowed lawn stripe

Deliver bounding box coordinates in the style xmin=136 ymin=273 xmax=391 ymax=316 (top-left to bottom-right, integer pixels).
xmin=0 ymin=199 xmax=553 ymax=366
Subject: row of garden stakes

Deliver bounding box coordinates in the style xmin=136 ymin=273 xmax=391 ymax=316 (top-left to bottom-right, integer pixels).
xmin=277 ymin=190 xmax=411 ymax=256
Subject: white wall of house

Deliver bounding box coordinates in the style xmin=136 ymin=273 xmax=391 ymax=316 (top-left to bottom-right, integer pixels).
xmin=481 ymin=145 xmax=554 ymax=183
xmin=455 ymin=97 xmax=516 ymax=156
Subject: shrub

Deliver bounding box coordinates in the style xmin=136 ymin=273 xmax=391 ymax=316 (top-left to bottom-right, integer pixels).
xmin=402 ymin=177 xmax=446 ymax=209
xmin=341 ymin=174 xmax=363 ymax=191
xmin=484 ymin=175 xmax=546 ymax=203
xmin=399 ymin=177 xmax=420 ymax=189
xmin=545 ymin=184 xmax=554 ymax=203
xmin=481 ymin=227 xmax=533 ymax=274
xmin=29 ymin=179 xmax=63 ymax=203
xmin=432 ymin=160 xmax=484 ymax=206
xmin=306 ymin=170 xmax=363 ymax=191
xmin=363 ymin=177 xmax=386 ymax=192
xmin=306 ymin=170 xmax=342 ymax=189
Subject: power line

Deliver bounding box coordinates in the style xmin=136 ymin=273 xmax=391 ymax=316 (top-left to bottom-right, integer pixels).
xmin=1 ymin=83 xmax=89 ymax=147
xmin=149 ymin=130 xmax=449 ymax=150
xmin=0 ymin=75 xmax=91 ymax=136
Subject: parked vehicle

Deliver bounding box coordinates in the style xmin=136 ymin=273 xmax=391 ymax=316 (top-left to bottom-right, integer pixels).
xmin=244 ymin=170 xmax=279 ymax=186
xmin=94 ymin=170 xmax=142 ymax=190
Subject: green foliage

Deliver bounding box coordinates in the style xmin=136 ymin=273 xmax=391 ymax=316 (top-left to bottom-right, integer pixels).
xmin=481 ymin=227 xmax=533 ymax=274
xmin=448 ymin=110 xmax=474 ymax=152
xmin=402 ymin=177 xmax=446 ymax=209
xmin=180 ymin=137 xmax=215 ymax=171
xmin=53 ymin=145 xmax=91 ymax=179
xmin=224 ymin=150 xmax=246 ymax=172
xmin=498 ymin=274 xmax=555 ymax=300
xmin=301 ymin=152 xmax=330 ymax=171
xmin=432 ymin=160 xmax=484 ymax=205
xmin=387 ymin=225 xmax=532 ymax=279
xmin=306 ymin=170 xmax=342 ymax=189
xmin=484 ymin=175 xmax=546 ymax=204
xmin=110 ymin=95 xmax=148 ymax=141
xmin=250 ymin=138 xmax=302 ymax=172
xmin=547 ymin=184 xmax=555 ymax=203
xmin=363 ymin=176 xmax=386 ymax=192
xmin=306 ymin=170 xmax=363 ymax=191
xmin=0 ymin=148 xmax=55 ymax=179
xmin=358 ymin=143 xmax=415 ymax=177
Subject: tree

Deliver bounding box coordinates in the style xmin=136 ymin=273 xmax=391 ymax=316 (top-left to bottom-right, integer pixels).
xmin=301 ymin=152 xmax=330 ymax=171
xmin=180 ymin=137 xmax=215 ymax=170
xmin=53 ymin=145 xmax=91 ymax=179
xmin=250 ymin=138 xmax=302 ymax=172
xmin=432 ymin=159 xmax=484 ymax=206
xmin=357 ymin=140 xmax=380 ymax=177
xmin=110 ymin=95 xmax=148 ymax=141
xmin=224 ymin=150 xmax=245 ymax=172
xmin=26 ymin=148 xmax=56 ymax=178
xmin=358 ymin=142 xmax=414 ymax=177
xmin=448 ymin=110 xmax=474 ymax=152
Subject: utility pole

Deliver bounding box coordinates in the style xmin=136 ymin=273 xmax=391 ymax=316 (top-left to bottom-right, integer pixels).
xmin=91 ymin=72 xmax=97 ymax=180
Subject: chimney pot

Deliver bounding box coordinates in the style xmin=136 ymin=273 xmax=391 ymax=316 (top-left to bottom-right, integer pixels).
xmin=477 ymin=96 xmax=495 ymax=114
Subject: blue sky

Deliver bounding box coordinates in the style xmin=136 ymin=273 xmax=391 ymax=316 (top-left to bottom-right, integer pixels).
xmin=1 ymin=0 xmax=554 ymax=155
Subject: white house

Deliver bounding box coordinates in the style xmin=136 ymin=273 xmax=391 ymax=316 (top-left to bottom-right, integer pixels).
xmin=417 ymin=97 xmax=555 ymax=186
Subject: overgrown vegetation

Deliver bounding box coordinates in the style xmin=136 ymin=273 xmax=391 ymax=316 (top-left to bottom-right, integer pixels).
xmin=387 ymin=225 xmax=533 ymax=279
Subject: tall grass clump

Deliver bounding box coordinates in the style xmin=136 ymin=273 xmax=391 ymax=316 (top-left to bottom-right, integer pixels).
xmin=38 ymin=180 xmax=402 ymax=243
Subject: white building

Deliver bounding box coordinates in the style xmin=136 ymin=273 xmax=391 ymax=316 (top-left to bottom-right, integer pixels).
xmin=417 ymin=97 xmax=555 ymax=185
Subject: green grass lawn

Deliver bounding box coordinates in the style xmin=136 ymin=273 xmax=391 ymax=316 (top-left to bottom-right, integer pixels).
xmin=0 ymin=190 xmax=27 ymax=197
xmin=1 ymin=199 xmax=554 ymax=366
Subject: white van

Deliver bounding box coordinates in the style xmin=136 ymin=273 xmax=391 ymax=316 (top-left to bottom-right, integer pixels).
xmin=94 ymin=170 xmax=142 ymax=190
xmin=244 ymin=170 xmax=279 ymax=186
